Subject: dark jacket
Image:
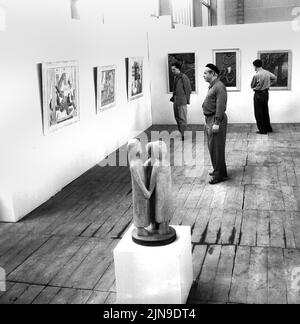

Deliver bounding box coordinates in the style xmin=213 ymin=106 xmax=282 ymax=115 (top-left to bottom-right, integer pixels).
xmin=171 ymin=73 xmax=192 ymax=106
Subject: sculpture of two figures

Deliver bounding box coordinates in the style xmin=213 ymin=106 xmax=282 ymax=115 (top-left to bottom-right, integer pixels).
xmin=127 ymin=139 xmax=176 ymax=246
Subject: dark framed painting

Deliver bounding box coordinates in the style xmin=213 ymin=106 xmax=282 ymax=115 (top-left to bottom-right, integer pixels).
xmin=167 ymin=53 xmax=197 ymax=93
xmin=42 ymin=60 xmax=79 ymax=134
xmin=97 ymin=65 xmax=116 ymax=113
xmin=258 ymin=50 xmax=292 ymax=90
xmin=213 ymin=49 xmax=241 ymax=91
xmin=126 ymin=57 xmax=144 ymax=101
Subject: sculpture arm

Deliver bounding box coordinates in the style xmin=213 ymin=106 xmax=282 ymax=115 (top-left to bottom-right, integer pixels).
xmin=130 ymin=166 xmax=151 ymax=199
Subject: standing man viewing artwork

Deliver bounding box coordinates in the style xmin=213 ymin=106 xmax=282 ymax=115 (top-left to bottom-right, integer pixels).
xmin=202 ymin=64 xmax=228 ymax=185
xmin=251 ymin=59 xmax=277 ymax=134
xmin=170 ymin=62 xmax=192 ymax=141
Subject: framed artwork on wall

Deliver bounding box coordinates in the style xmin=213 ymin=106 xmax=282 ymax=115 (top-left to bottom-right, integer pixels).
xmin=212 ymin=49 xmax=241 ymax=91
xmin=97 ymin=65 xmax=117 ymax=113
xmin=42 ymin=60 xmax=79 ymax=134
xmin=167 ymin=53 xmax=197 ymax=93
xmin=126 ymin=57 xmax=144 ymax=101
xmin=257 ymin=50 xmax=292 ymax=90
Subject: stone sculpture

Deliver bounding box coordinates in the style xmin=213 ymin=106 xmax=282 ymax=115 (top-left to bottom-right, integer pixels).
xmin=128 ymin=139 xmax=176 ymax=246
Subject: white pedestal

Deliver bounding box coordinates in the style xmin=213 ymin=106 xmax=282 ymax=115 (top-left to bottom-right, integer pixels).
xmin=114 ymin=225 xmax=193 ymax=304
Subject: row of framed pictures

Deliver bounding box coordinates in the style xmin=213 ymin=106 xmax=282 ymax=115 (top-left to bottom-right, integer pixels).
xmin=167 ymin=49 xmax=292 ymax=93
xmin=42 ymin=57 xmax=144 ymax=134
xmin=42 ymin=50 xmax=292 ymax=134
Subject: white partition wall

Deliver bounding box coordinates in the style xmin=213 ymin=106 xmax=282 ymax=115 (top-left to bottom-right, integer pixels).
xmin=148 ymin=21 xmax=300 ymax=125
xmin=0 ymin=0 xmax=154 ymax=222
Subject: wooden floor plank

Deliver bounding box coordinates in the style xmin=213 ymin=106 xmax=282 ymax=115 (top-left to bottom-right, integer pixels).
xmin=243 ymin=185 xmax=257 ymax=210
xmin=205 ymin=209 xmax=223 ymax=244
xmin=86 ymin=291 xmax=110 ymax=304
xmin=193 ymin=245 xmax=222 ymax=303
xmin=105 ymin=292 xmax=117 ymax=304
xmin=290 ymin=212 xmax=300 ymax=248
xmin=14 ymin=285 xmax=45 ymax=305
xmin=270 ymin=211 xmax=285 ymax=248
xmin=49 ymin=288 xmax=77 ymax=304
xmin=282 ymin=186 xmax=298 ymax=211
xmin=229 ymin=246 xmax=251 ymax=304
xmin=64 ymin=240 xmax=113 ymax=290
xmin=67 ymin=289 xmax=93 ymax=304
xmin=181 ymin=209 xmax=199 ymax=229
xmin=240 ymin=210 xmax=257 ymax=247
xmin=247 ymin=247 xmax=268 ymax=304
xmin=32 ymin=237 xmax=88 ymax=285
xmin=192 ymin=245 xmax=207 ymax=281
xmin=268 ymin=248 xmax=287 ymax=304
xmin=284 ymin=249 xmax=300 ymax=304
xmin=191 ymin=208 xmax=211 ymax=243
xmin=49 ymin=238 xmax=100 ymax=287
xmin=32 ymin=286 xmax=61 ymax=304
xmin=220 ymin=211 xmax=237 ymax=245
xmin=211 ymin=246 xmax=235 ymax=303
xmin=0 ymin=283 xmax=29 ymax=304
xmin=283 ymin=212 xmax=296 ymax=249
xmin=256 ymin=211 xmax=270 ymax=248
xmin=95 ymin=262 xmax=115 ymax=292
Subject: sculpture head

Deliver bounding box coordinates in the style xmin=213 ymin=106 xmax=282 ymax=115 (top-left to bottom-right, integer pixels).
xmin=127 ymin=139 xmax=142 ymax=163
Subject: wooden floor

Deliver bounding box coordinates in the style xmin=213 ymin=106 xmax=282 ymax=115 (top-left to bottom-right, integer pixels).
xmin=1 ymin=124 xmax=300 ymax=304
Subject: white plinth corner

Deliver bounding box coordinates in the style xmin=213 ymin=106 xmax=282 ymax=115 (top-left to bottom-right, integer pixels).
xmin=114 ymin=225 xmax=193 ymax=304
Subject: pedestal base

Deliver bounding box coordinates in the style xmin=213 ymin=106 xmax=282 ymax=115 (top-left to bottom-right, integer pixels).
xmin=132 ymin=226 xmax=177 ymax=246
xmin=114 ymin=225 xmax=193 ymax=304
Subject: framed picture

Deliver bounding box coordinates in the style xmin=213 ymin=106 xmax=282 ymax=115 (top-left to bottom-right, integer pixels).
xmin=126 ymin=57 xmax=144 ymax=101
xmin=213 ymin=49 xmax=241 ymax=91
xmin=97 ymin=65 xmax=116 ymax=113
xmin=257 ymin=50 xmax=292 ymax=90
xmin=167 ymin=53 xmax=196 ymax=93
xmin=42 ymin=60 xmax=79 ymax=134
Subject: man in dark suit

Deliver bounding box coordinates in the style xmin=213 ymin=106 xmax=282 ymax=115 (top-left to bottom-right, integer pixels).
xmin=202 ymin=64 xmax=228 ymax=185
xmin=170 ymin=63 xmax=192 ymax=141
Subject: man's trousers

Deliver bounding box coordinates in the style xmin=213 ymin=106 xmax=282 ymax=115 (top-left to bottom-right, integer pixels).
xmin=173 ymin=103 xmax=187 ymax=136
xmin=206 ymin=114 xmax=228 ymax=180
xmin=254 ymin=90 xmax=273 ymax=133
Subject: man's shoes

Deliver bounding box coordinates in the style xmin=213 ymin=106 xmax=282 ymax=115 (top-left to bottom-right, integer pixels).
xmin=209 ymin=171 xmax=215 ymax=176
xmin=209 ymin=178 xmax=224 ymax=185
xmin=256 ymin=131 xmax=267 ymax=135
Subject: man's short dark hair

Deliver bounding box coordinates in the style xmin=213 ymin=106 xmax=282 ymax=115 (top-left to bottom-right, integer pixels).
xmin=171 ymin=62 xmax=182 ymax=70
xmin=253 ymin=59 xmax=263 ymax=68
xmin=206 ymin=63 xmax=220 ymax=75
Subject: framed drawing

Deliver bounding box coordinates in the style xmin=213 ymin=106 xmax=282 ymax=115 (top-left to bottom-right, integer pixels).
xmin=167 ymin=53 xmax=196 ymax=93
xmin=97 ymin=65 xmax=116 ymax=113
xmin=126 ymin=57 xmax=144 ymax=101
xmin=213 ymin=49 xmax=241 ymax=91
xmin=42 ymin=60 xmax=79 ymax=134
xmin=257 ymin=50 xmax=292 ymax=90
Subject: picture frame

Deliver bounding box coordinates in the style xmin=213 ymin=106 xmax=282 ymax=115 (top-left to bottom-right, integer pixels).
xmin=167 ymin=53 xmax=197 ymax=94
xmin=42 ymin=60 xmax=79 ymax=134
xmin=97 ymin=65 xmax=117 ymax=113
xmin=126 ymin=57 xmax=144 ymax=101
xmin=257 ymin=50 xmax=292 ymax=90
xmin=212 ymin=49 xmax=241 ymax=91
